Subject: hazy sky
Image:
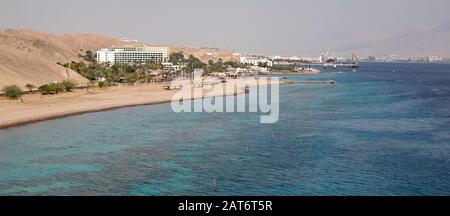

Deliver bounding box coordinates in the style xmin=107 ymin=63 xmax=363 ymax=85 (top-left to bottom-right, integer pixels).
xmin=1 ymin=0 xmax=450 ymax=56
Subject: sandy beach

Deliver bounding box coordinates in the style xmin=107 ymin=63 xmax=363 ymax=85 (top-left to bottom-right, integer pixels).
xmin=0 ymin=79 xmax=289 ymax=129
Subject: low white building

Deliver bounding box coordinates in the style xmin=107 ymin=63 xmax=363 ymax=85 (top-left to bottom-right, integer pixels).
xmin=227 ymin=67 xmax=250 ymax=74
xmin=269 ymin=55 xmax=282 ymax=61
xmin=162 ymin=62 xmax=187 ymax=72
xmin=240 ymin=56 xmax=273 ymax=67
xmin=250 ymin=66 xmax=269 ymax=73
xmin=427 ymin=56 xmax=444 ymax=62
xmin=287 ymin=56 xmax=300 ymax=61
xmin=97 ymin=46 xmax=169 ymax=64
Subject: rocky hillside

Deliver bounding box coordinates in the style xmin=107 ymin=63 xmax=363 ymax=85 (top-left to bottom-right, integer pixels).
xmin=0 ymin=29 xmax=238 ymax=89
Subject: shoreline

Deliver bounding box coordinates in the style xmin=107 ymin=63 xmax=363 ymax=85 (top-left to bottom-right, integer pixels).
xmin=0 ymin=80 xmax=293 ymax=130
xmin=271 ymin=70 xmax=321 ymax=75
xmin=0 ymin=100 xmax=173 ymax=130
xmin=272 ymin=72 xmax=320 ymax=75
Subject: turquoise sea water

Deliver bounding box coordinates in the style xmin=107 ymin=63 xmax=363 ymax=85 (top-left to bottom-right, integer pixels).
xmin=0 ymin=62 xmax=449 ymax=195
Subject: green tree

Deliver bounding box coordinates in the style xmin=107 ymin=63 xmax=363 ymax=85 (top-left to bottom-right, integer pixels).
xmin=125 ymin=64 xmax=138 ymax=74
xmin=25 ymin=84 xmax=36 ymax=92
xmin=38 ymin=84 xmax=54 ymax=95
xmin=54 ymin=83 xmax=66 ymax=94
xmin=106 ymin=71 xmax=119 ymax=85
xmin=169 ymin=51 xmax=185 ymax=65
xmin=63 ymin=61 xmax=87 ymax=72
xmin=62 ymin=80 xmax=77 ymax=92
xmin=98 ymin=81 xmax=108 ymax=88
xmin=2 ymin=85 xmax=23 ymax=101
xmin=215 ymin=58 xmax=225 ymax=72
xmin=39 ymin=83 xmax=56 ymax=95
xmin=145 ymin=60 xmax=163 ymax=70
xmin=84 ymin=50 xmax=96 ymax=63
xmin=124 ymin=73 xmax=139 ymax=84
xmin=38 ymin=82 xmax=67 ymax=95
xmin=111 ymin=64 xmax=121 ymax=75
xmin=186 ymin=55 xmax=206 ymax=73
xmin=208 ymin=60 xmax=214 ymax=73
xmin=206 ymin=59 xmax=227 ymax=73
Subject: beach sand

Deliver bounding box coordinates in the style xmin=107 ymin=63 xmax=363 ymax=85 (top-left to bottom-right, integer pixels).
xmin=0 ymin=79 xmax=289 ymax=129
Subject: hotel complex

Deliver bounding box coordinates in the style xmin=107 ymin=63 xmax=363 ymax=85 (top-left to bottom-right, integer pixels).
xmin=97 ymin=47 xmax=169 ymax=64
xmin=240 ymin=56 xmax=273 ymax=67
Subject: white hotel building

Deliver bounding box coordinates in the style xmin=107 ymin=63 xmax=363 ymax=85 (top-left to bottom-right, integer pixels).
xmin=97 ymin=47 xmax=169 ymax=64
xmin=240 ymin=56 xmax=273 ymax=67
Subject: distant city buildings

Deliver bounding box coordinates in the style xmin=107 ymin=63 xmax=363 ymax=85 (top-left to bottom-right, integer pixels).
xmin=426 ymin=56 xmax=444 ymax=62
xmin=97 ymin=46 xmax=169 ymax=64
xmin=383 ymin=54 xmax=445 ymax=62
xmin=299 ymin=57 xmax=320 ymax=62
xmin=120 ymin=38 xmax=139 ymax=43
xmin=269 ymin=55 xmax=283 ymax=61
xmin=246 ymin=53 xmax=446 ymax=64
xmin=269 ymin=56 xmax=302 ymax=61
xmin=228 ymin=50 xmax=448 ymax=67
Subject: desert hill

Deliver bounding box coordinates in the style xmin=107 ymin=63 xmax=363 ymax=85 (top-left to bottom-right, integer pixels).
xmin=0 ymin=29 xmax=238 ymax=89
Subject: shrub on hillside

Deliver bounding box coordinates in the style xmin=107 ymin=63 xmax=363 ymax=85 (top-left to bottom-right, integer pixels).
xmin=125 ymin=73 xmax=139 ymax=84
xmin=38 ymin=83 xmax=66 ymax=95
xmin=98 ymin=81 xmax=108 ymax=88
xmin=62 ymin=79 xmax=77 ymax=92
xmin=38 ymin=84 xmax=55 ymax=95
xmin=2 ymin=85 xmax=23 ymax=100
xmin=25 ymin=84 xmax=36 ymax=92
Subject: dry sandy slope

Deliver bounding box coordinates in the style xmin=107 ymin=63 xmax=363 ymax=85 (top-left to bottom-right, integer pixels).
xmin=0 ymin=30 xmax=89 ymax=89
xmin=0 ymin=29 xmax=238 ymax=89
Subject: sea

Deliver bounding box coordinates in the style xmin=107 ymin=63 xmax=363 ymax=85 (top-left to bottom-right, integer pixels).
xmin=0 ymin=62 xmax=449 ymax=195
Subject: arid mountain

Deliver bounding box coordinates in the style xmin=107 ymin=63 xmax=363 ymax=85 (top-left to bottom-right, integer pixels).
xmin=335 ymin=21 xmax=450 ymax=58
xmin=0 ymin=29 xmax=89 ymax=89
xmin=0 ymin=29 xmax=238 ymax=89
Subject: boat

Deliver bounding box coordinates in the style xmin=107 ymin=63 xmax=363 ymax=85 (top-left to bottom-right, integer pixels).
xmin=350 ymin=53 xmax=360 ymax=68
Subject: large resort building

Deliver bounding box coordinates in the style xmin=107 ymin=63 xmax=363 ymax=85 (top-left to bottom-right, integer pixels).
xmin=97 ymin=46 xmax=169 ymax=64
xmin=240 ymin=56 xmax=273 ymax=67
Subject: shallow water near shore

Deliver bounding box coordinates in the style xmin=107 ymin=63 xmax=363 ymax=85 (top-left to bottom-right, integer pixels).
xmin=1 ymin=62 xmax=450 ymax=195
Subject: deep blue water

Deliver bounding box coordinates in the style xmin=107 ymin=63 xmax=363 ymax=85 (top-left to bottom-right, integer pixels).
xmin=0 ymin=62 xmax=450 ymax=195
